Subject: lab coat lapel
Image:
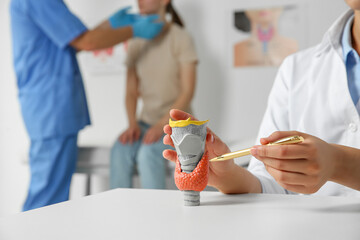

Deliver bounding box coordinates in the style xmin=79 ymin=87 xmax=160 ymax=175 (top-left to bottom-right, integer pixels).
xmin=297 ymin=9 xmax=357 ymax=143
xmin=296 ymin=53 xmax=347 ymax=143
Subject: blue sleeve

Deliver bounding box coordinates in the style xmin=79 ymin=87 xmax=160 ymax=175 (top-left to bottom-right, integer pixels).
xmin=26 ymin=0 xmax=88 ymax=49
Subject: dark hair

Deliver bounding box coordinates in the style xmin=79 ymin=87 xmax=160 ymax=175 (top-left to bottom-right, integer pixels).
xmin=234 ymin=11 xmax=250 ymax=32
xmin=166 ymin=1 xmax=184 ymax=27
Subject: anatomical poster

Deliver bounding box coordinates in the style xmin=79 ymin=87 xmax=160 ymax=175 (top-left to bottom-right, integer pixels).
xmin=229 ymin=5 xmax=304 ymax=68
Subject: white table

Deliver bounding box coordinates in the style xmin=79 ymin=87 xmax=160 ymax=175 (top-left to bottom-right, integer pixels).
xmin=1 ymin=189 xmax=360 ymax=240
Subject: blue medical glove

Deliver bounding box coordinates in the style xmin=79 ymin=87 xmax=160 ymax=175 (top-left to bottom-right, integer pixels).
xmin=109 ymin=6 xmax=138 ymax=28
xmin=132 ymin=15 xmax=164 ymax=40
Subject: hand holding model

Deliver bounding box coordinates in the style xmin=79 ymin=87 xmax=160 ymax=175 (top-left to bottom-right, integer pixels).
xmin=163 ymin=109 xmax=236 ymax=195
xmin=169 ymin=117 xmax=208 ymax=206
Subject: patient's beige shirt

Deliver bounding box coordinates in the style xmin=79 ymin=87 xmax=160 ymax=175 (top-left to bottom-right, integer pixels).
xmin=125 ymin=23 xmax=198 ymax=126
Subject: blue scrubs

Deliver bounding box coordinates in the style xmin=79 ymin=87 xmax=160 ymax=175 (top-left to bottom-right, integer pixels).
xmin=10 ymin=0 xmax=91 ymax=211
xmin=24 ymin=134 xmax=78 ymax=210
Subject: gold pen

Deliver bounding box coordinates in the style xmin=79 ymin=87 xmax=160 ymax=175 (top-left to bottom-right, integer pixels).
xmin=210 ymin=135 xmax=304 ymax=162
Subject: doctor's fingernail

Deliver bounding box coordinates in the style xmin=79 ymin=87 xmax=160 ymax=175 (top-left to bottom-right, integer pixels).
xmin=251 ymin=147 xmax=258 ymax=155
xmin=210 ymin=134 xmax=215 ymax=143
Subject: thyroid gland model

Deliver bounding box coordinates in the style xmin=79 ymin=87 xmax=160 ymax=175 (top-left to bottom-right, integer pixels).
xmin=169 ymin=118 xmax=209 ymax=206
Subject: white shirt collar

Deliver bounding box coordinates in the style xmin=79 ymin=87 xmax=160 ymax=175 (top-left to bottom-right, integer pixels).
xmin=315 ymin=9 xmax=354 ymax=57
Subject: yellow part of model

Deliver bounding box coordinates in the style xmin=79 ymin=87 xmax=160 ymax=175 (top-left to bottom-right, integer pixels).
xmin=169 ymin=118 xmax=209 ymax=128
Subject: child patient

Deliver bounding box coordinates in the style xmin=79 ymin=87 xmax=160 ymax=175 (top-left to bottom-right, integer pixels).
xmin=110 ymin=0 xmax=198 ymax=189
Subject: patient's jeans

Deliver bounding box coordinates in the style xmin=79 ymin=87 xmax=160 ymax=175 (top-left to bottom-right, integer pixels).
xmin=110 ymin=121 xmax=168 ymax=189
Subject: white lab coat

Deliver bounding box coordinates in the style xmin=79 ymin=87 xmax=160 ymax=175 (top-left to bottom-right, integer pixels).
xmin=248 ymin=9 xmax=360 ymax=197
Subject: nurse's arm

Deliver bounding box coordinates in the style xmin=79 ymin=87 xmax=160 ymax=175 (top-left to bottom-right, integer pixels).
xmin=70 ymin=21 xmax=132 ymax=51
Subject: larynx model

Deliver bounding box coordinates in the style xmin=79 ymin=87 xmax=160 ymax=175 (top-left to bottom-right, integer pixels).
xmin=170 ymin=118 xmax=209 ymax=206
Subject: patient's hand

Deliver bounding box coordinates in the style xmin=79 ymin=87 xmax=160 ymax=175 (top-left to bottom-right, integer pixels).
xmin=118 ymin=124 xmax=141 ymax=144
xmin=142 ymin=124 xmax=164 ymax=145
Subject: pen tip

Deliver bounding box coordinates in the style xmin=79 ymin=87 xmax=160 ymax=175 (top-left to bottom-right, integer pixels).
xmin=210 ymin=156 xmax=222 ymax=162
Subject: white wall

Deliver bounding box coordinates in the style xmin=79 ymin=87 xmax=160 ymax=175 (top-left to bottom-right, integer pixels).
xmin=0 ymin=0 xmax=29 ymax=217
xmin=0 ymin=0 xmax=349 ymax=217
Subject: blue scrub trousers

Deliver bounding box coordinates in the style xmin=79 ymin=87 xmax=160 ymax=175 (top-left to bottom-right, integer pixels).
xmin=110 ymin=121 xmax=167 ymax=189
xmin=23 ymin=134 xmax=78 ymax=211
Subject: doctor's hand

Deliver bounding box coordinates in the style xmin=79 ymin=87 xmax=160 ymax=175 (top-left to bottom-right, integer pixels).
xmin=251 ymin=131 xmax=339 ymax=194
xmin=109 ymin=6 xmax=138 ymax=28
xmin=163 ymin=109 xmax=236 ymax=189
xmin=118 ymin=123 xmax=141 ymax=145
xmin=132 ymin=15 xmax=164 ymax=40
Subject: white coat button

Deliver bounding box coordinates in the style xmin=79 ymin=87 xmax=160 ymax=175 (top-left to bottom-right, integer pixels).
xmin=349 ymin=123 xmax=358 ymax=132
